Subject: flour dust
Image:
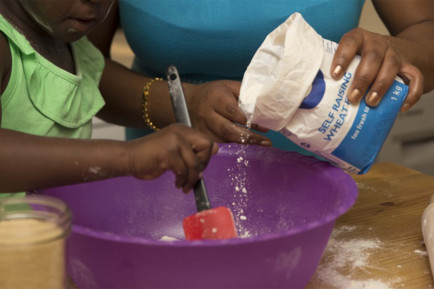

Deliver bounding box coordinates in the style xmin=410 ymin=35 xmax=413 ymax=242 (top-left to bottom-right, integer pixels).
xmin=227 ymin=121 xmax=256 ymax=238
xmin=311 ymin=225 xmax=398 ymax=289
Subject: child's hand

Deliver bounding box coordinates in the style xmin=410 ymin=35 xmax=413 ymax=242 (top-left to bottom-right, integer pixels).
xmin=127 ymin=124 xmax=218 ymax=193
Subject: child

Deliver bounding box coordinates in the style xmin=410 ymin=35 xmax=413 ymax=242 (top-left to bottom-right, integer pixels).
xmin=0 ymin=0 xmax=218 ymax=195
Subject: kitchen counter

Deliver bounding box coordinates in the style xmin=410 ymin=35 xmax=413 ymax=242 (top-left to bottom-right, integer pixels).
xmin=67 ymin=162 xmax=434 ymax=289
xmin=306 ymin=162 xmax=434 ymax=289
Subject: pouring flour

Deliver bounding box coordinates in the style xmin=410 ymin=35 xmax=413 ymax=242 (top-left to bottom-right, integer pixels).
xmin=238 ymin=12 xmax=408 ymax=174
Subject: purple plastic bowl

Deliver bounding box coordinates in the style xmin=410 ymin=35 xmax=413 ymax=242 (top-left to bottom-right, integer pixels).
xmin=39 ymin=144 xmax=358 ymax=289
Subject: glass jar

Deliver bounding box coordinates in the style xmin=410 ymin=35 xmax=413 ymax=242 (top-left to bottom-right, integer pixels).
xmin=0 ymin=195 xmax=72 ymax=289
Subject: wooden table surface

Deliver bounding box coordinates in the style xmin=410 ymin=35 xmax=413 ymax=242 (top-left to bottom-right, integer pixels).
xmin=305 ymin=162 xmax=434 ymax=289
xmin=67 ymin=162 xmax=434 ymax=289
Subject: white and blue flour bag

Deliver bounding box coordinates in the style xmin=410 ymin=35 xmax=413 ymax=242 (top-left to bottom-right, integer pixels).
xmin=239 ymin=13 xmax=408 ymax=174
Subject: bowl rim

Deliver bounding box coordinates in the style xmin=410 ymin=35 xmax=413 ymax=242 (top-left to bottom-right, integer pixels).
xmin=69 ymin=169 xmax=358 ymax=247
xmin=56 ymin=144 xmax=359 ymax=247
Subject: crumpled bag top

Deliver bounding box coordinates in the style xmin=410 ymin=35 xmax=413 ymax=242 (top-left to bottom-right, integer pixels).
xmin=239 ymin=12 xmax=324 ymax=131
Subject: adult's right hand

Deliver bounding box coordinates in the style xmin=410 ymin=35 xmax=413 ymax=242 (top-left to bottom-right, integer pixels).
xmin=183 ymin=80 xmax=272 ymax=146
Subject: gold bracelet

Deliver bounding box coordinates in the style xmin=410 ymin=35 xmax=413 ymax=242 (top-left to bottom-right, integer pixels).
xmin=142 ymin=77 xmax=163 ymax=131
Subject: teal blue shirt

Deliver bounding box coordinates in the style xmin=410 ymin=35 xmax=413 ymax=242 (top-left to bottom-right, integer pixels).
xmin=119 ymin=0 xmax=365 ymax=151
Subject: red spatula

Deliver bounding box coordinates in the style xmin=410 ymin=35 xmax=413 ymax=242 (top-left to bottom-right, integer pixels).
xmin=166 ymin=65 xmax=238 ymax=240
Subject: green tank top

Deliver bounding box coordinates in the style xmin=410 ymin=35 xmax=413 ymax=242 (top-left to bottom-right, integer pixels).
xmin=0 ymin=14 xmax=105 ymax=197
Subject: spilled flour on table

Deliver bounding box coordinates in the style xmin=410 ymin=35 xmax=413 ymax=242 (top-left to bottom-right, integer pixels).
xmin=313 ymin=225 xmax=396 ymax=289
xmin=414 ymin=249 xmax=428 ymax=257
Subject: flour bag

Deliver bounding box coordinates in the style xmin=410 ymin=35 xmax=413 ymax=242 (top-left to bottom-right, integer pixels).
xmin=238 ymin=12 xmax=408 ymax=174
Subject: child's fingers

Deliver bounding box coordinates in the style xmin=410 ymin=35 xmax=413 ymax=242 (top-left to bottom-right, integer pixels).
xmin=210 ymin=141 xmax=219 ymax=155
xmin=177 ymin=130 xmax=217 ymax=193
xmin=178 ymin=144 xmax=204 ymax=193
xmin=172 ymin=157 xmax=189 ymax=192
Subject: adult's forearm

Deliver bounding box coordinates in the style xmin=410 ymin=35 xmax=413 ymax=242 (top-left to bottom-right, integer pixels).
xmin=387 ymin=23 xmax=434 ymax=92
xmin=374 ymin=0 xmax=434 ymax=92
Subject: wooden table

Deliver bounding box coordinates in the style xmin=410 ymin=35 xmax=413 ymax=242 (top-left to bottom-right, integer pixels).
xmin=67 ymin=162 xmax=434 ymax=289
xmin=305 ymin=162 xmax=434 ymax=289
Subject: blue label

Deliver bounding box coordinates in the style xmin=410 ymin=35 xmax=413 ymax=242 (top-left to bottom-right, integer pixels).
xmin=300 ymin=70 xmax=326 ymax=109
xmin=331 ymin=80 xmax=408 ymax=173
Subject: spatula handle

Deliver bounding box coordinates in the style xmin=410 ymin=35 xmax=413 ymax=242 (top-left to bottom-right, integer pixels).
xmin=166 ymin=66 xmax=211 ymax=212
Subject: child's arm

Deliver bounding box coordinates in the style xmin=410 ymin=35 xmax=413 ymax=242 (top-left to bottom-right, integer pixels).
xmin=0 ymin=31 xmax=11 ymax=123
xmin=0 ymin=125 xmax=217 ymax=193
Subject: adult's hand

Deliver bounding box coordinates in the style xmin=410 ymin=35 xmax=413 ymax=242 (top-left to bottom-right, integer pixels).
xmin=183 ymin=80 xmax=272 ymax=146
xmin=331 ymin=28 xmax=423 ymax=112
xmin=331 ymin=0 xmax=434 ymax=113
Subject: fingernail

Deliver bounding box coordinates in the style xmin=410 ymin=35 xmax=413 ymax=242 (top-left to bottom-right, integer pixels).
xmin=260 ymin=140 xmax=272 ymax=147
xmin=333 ymin=65 xmax=342 ymax=78
xmin=349 ymin=89 xmax=361 ymax=103
xmin=367 ymin=91 xmax=379 ymax=106
xmin=401 ymin=103 xmax=410 ymax=112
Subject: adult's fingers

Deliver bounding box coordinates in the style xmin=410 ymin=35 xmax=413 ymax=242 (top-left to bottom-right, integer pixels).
xmin=331 ymin=28 xmax=364 ymax=80
xmin=206 ymin=118 xmax=272 ymax=146
xmin=347 ymin=34 xmax=388 ymax=104
xmin=364 ymin=46 xmax=401 ymax=106
xmin=399 ymin=65 xmax=424 ymax=112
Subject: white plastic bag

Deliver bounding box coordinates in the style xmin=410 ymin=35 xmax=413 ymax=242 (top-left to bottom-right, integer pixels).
xmin=239 ymin=13 xmax=408 ymax=174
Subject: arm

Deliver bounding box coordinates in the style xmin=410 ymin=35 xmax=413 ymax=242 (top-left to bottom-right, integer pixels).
xmin=86 ymin=0 xmax=167 ymax=128
xmin=0 ymin=34 xmax=216 ymax=193
xmin=0 ymin=31 xmax=11 ymax=124
xmin=97 ymin=61 xmax=271 ymax=145
xmin=87 ymin=1 xmax=271 ymax=146
xmin=0 ymin=128 xmax=129 ymax=191
xmin=0 ymin=125 xmax=217 ymax=193
xmin=374 ymin=0 xmax=434 ymax=90
xmin=331 ymin=0 xmax=434 ymax=111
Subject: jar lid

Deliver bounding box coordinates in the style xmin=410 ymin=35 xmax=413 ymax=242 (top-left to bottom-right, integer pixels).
xmin=0 ymin=195 xmax=72 ymax=245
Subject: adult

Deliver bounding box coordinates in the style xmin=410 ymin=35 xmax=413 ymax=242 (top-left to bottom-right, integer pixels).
xmin=89 ymin=0 xmax=434 ymax=151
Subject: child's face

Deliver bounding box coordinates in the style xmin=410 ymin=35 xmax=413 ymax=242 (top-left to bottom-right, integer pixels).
xmin=17 ymin=0 xmax=114 ymax=42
